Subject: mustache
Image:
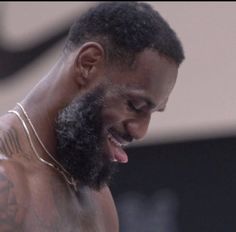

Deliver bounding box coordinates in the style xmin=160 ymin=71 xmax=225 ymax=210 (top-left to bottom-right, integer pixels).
xmin=121 ymin=133 xmax=133 ymax=143
xmin=108 ymin=128 xmax=133 ymax=143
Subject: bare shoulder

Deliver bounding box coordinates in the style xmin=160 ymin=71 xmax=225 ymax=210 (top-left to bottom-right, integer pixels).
xmin=93 ymin=186 xmax=119 ymax=232
xmin=0 ymin=159 xmax=29 ymax=231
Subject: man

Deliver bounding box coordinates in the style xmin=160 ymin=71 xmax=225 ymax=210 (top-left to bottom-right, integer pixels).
xmin=0 ymin=2 xmax=184 ymax=231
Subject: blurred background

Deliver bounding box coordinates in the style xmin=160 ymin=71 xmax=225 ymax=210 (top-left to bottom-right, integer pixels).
xmin=0 ymin=2 xmax=236 ymax=231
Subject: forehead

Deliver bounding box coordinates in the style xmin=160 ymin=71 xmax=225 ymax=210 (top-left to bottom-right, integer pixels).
xmin=108 ymin=49 xmax=178 ymax=110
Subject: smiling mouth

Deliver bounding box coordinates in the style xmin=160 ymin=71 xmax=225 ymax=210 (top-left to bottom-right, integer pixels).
xmin=106 ymin=129 xmax=131 ymax=163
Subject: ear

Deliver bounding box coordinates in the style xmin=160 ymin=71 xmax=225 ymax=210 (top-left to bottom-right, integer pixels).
xmin=74 ymin=42 xmax=105 ymax=88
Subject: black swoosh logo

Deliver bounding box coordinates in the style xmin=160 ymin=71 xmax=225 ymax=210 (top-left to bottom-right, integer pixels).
xmin=0 ymin=27 xmax=69 ymax=80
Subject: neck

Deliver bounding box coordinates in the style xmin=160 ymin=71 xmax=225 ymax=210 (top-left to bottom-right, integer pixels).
xmin=17 ymin=57 xmax=78 ymax=163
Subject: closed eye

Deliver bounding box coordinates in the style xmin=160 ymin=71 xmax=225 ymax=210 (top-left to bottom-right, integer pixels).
xmin=127 ymin=100 xmax=143 ymax=113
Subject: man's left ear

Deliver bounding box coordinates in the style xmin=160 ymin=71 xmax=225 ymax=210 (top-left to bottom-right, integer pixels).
xmin=74 ymin=42 xmax=105 ymax=88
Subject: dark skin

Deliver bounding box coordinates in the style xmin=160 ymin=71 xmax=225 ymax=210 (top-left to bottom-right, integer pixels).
xmin=0 ymin=42 xmax=178 ymax=231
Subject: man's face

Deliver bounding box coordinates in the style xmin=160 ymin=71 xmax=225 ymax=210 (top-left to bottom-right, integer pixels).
xmin=56 ymin=49 xmax=178 ymax=190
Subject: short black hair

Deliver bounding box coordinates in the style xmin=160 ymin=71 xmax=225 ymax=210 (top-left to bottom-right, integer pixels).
xmin=64 ymin=2 xmax=185 ymax=66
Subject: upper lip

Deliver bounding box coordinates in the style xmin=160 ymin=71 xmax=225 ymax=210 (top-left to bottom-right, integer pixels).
xmin=107 ymin=128 xmax=133 ymax=147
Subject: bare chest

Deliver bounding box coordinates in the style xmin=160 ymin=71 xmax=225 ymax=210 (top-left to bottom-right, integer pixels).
xmin=23 ymin=183 xmax=105 ymax=232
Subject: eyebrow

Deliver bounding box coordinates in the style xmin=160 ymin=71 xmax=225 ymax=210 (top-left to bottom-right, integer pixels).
xmin=120 ymin=86 xmax=166 ymax=112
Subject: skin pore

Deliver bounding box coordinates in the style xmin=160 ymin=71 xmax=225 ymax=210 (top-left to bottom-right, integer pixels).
xmin=0 ymin=42 xmax=178 ymax=231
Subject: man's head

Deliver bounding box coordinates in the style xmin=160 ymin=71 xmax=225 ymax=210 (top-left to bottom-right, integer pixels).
xmin=55 ymin=2 xmax=184 ymax=190
xmin=64 ymin=1 xmax=184 ymax=66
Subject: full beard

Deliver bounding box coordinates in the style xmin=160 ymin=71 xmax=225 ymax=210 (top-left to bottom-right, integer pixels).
xmin=55 ymin=87 xmax=117 ymax=190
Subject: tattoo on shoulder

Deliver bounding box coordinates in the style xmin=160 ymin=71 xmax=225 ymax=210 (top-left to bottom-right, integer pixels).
xmin=0 ymin=171 xmax=23 ymax=231
xmin=0 ymin=128 xmax=28 ymax=159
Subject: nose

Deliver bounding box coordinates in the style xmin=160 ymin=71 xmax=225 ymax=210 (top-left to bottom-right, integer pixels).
xmin=125 ymin=114 xmax=151 ymax=140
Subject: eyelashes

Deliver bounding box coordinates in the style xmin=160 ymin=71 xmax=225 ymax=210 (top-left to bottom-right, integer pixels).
xmin=127 ymin=100 xmax=143 ymax=113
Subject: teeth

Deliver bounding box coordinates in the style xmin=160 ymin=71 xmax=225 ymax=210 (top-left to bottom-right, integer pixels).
xmin=107 ymin=133 xmax=122 ymax=147
xmin=111 ymin=137 xmax=122 ymax=147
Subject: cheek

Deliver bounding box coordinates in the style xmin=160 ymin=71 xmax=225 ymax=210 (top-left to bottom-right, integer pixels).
xmin=101 ymin=101 xmax=128 ymax=128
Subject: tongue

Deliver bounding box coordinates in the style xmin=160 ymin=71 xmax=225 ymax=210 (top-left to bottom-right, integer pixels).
xmin=113 ymin=145 xmax=128 ymax=163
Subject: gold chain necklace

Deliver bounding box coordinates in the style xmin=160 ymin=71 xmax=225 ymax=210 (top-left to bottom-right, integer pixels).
xmin=8 ymin=105 xmax=78 ymax=191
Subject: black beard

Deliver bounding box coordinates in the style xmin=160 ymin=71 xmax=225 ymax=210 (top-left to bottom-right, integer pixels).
xmin=55 ymin=87 xmax=117 ymax=190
